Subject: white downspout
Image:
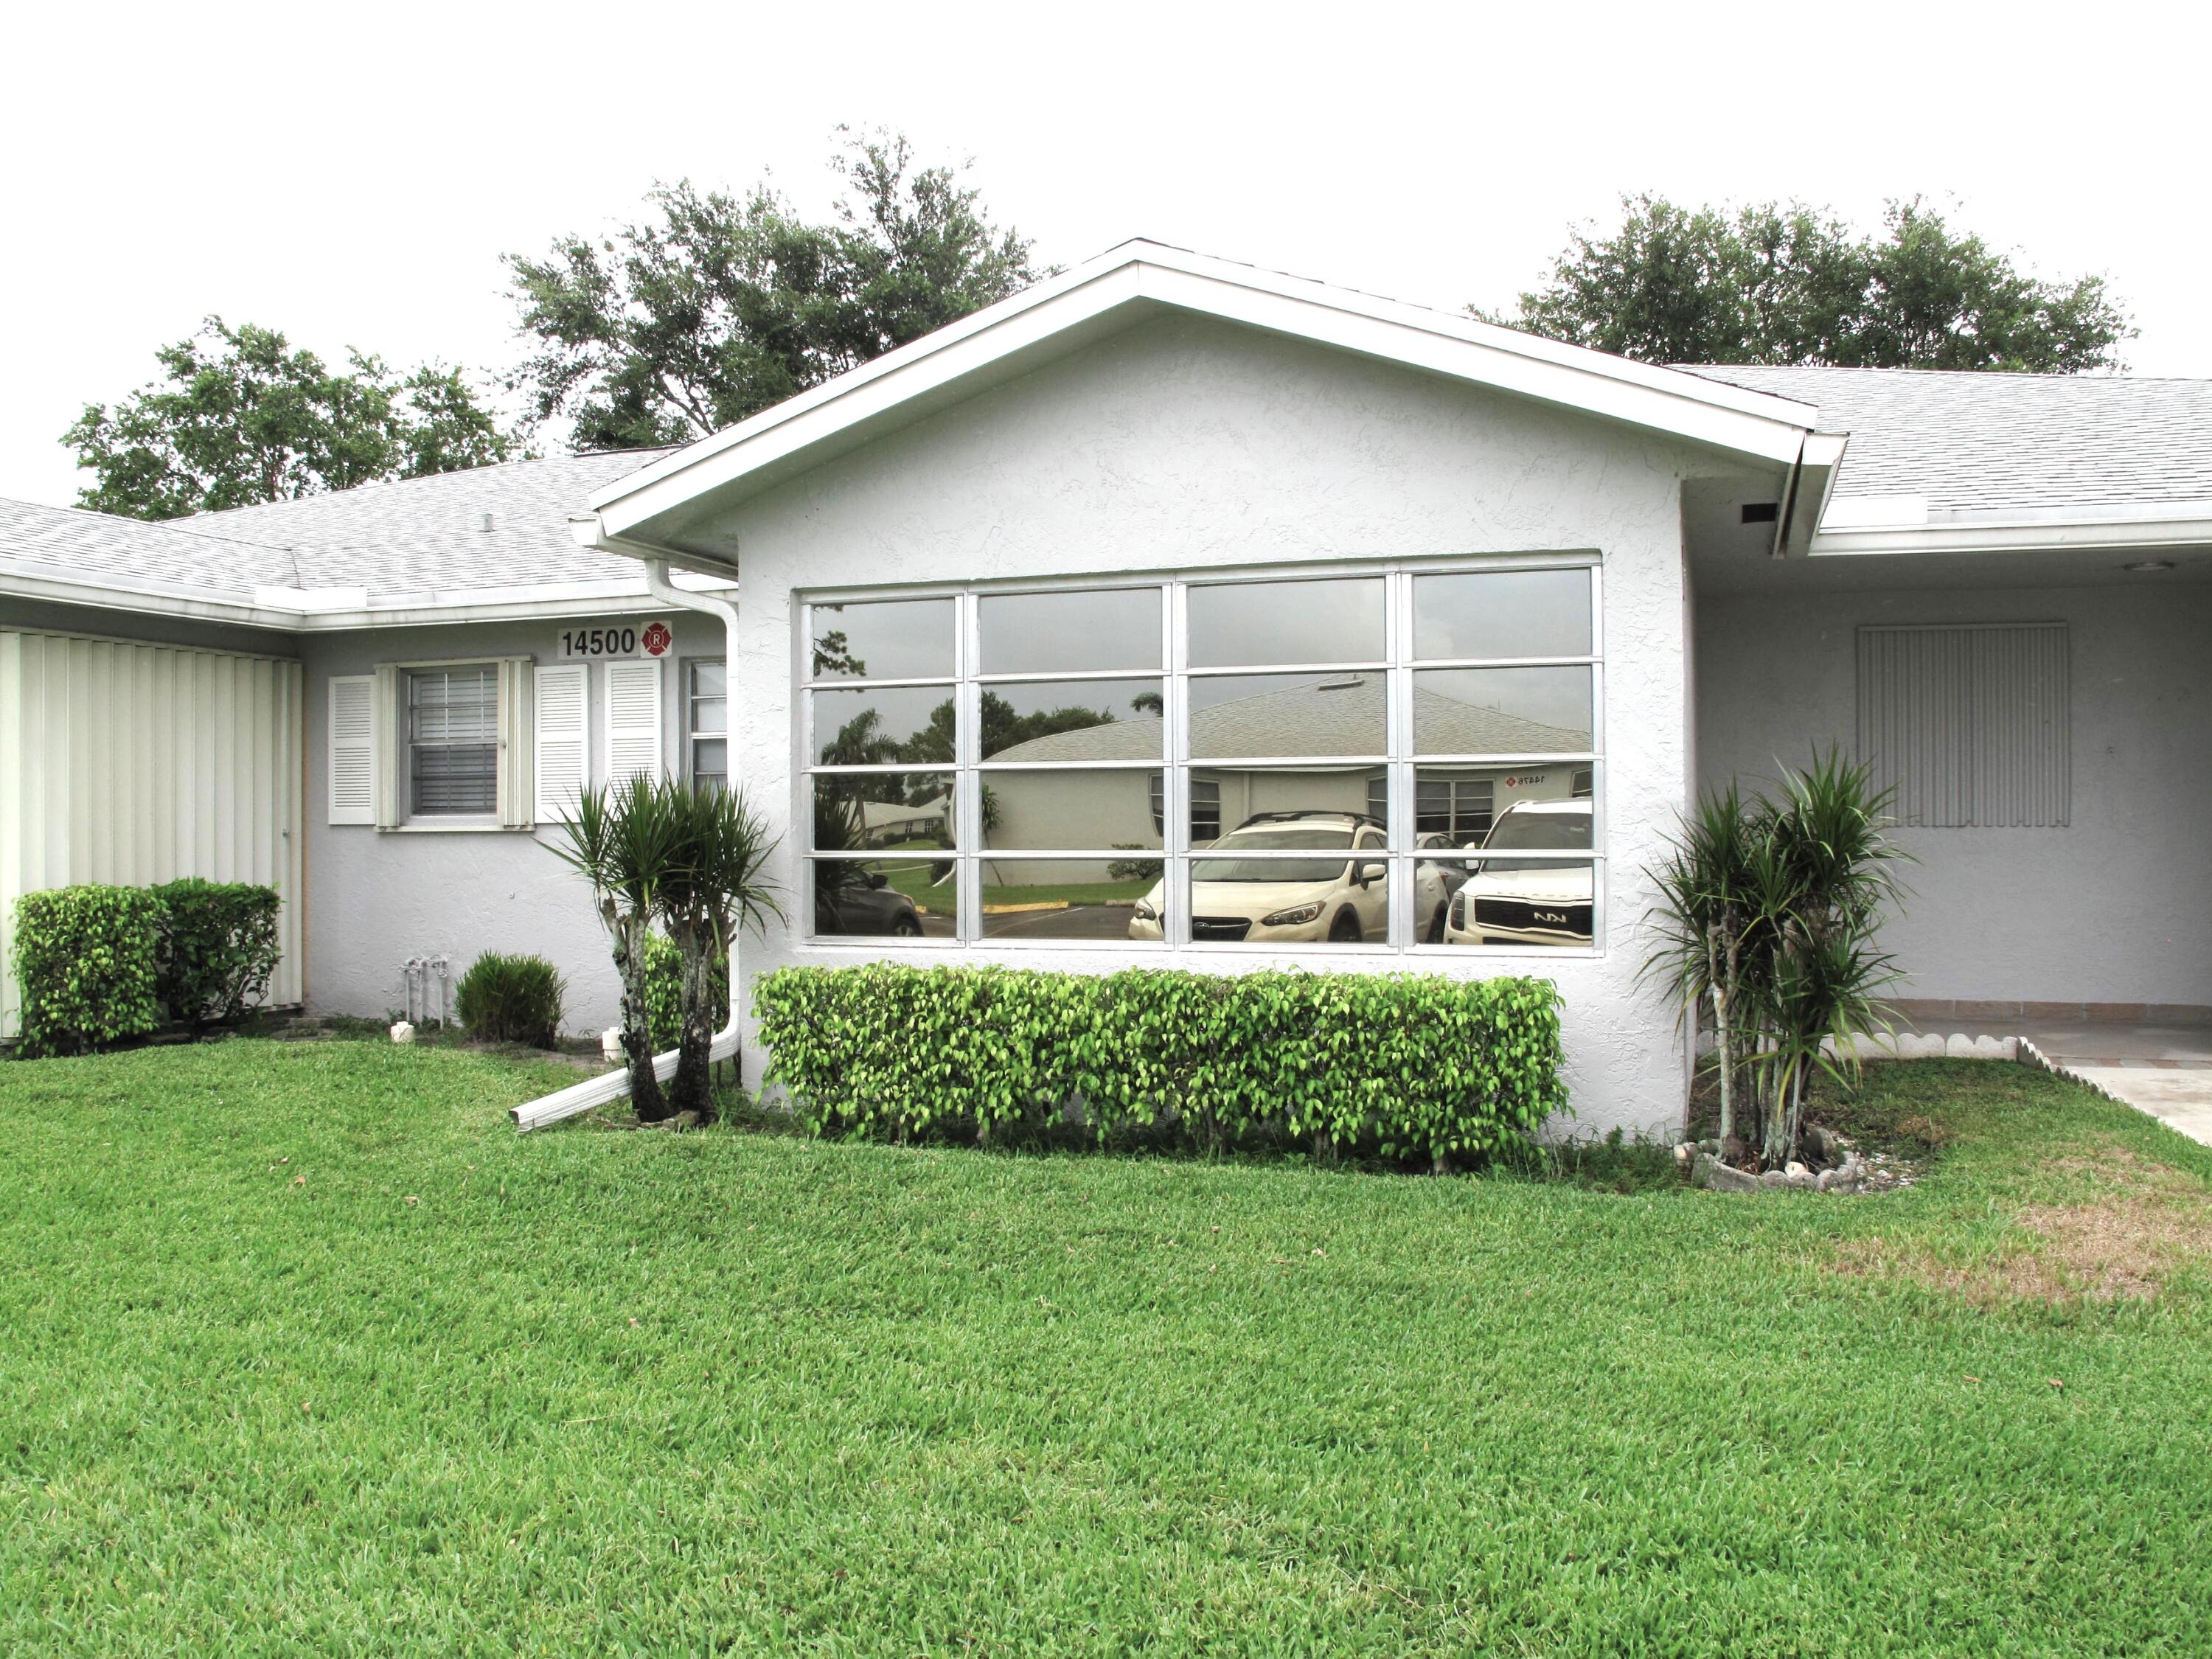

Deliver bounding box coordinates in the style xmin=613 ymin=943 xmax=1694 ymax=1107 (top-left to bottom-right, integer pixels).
xmin=512 ymin=538 xmax=743 ymax=1132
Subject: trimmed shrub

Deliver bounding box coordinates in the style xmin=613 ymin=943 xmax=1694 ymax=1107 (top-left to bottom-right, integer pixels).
xmin=752 ymin=964 xmax=1568 ymax=1166
xmin=642 ymin=933 xmax=729 ymax=1054
xmin=12 ymin=885 xmax=167 ymax=1057
xmin=152 ymin=879 xmax=282 ymax=1028
xmin=454 ymin=952 xmax=566 ymax=1048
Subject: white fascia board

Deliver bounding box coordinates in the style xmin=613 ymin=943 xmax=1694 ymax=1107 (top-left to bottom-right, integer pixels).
xmin=589 ymin=240 xmax=1824 ymax=538
xmin=1810 ymin=514 xmax=2212 ymax=558
xmin=1 ymin=561 xmax=734 ymax=634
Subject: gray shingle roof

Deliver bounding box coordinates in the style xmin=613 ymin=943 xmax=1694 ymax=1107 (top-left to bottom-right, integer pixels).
xmin=0 ymin=497 xmax=293 ymax=598
xmin=1679 ymin=365 xmax=2212 ymax=517
xmin=192 ymin=449 xmax=672 ymax=594
xmin=992 ymin=675 xmax=1588 ymax=762
xmin=1 ymin=451 xmax=673 ymax=606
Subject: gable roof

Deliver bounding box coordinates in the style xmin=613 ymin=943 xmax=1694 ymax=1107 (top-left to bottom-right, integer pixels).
xmin=1682 ymin=364 xmax=2212 ymax=523
xmin=583 ymin=240 xmax=1829 ymax=565
xmin=990 ymin=673 xmax=1587 ymax=765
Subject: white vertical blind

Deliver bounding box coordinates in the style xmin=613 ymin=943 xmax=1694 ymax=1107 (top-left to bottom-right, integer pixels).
xmin=1 ymin=629 xmax=305 ymax=1037
xmin=327 ymin=675 xmax=377 ymax=825
xmin=604 ymin=658 xmax=664 ymax=782
xmin=534 ymin=664 xmax=590 ymax=821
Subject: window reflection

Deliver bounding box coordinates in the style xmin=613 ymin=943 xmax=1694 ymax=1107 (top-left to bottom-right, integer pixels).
xmin=811 ymin=859 xmax=957 ymax=939
xmin=978 ymin=768 xmax=1164 ymax=854
xmin=979 ymin=680 xmax=1163 ymax=761
xmin=809 ymin=684 xmax=955 ymax=765
xmin=1186 ymin=578 xmax=1385 ymax=668
xmin=1188 ymin=672 xmax=1386 ymax=759
xmin=808 ymin=598 xmax=954 ymax=681
xmin=1412 ymin=667 xmax=1593 ymax=752
xmin=1180 ymin=812 xmax=1392 ymax=945
xmin=813 ymin=774 xmax=956 ymax=854
xmin=1442 ymin=857 xmax=1596 ymax=948
xmin=979 ymin=588 xmax=1161 ymax=674
xmin=981 ymin=856 xmax=1163 ymax=942
xmin=1413 ymin=569 xmax=1592 ymax=661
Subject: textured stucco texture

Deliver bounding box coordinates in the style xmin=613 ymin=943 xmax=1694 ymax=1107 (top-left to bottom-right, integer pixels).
xmin=298 ymin=614 xmax=694 ymax=1032
xmin=1697 ymin=580 xmax=2211 ymax=1009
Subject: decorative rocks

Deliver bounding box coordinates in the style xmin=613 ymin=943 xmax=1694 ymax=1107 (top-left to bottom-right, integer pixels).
xmin=1686 ymin=1138 xmax=1888 ymax=1195
xmin=389 ymin=1021 xmax=416 ymax=1044
xmin=1694 ymin=1155 xmax=1763 ymax=1193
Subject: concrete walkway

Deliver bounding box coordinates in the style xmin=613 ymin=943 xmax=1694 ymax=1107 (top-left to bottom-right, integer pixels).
xmin=1899 ymin=1018 xmax=2212 ymax=1149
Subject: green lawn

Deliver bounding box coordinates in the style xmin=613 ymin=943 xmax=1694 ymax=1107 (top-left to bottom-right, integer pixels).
xmin=4 ymin=1042 xmax=2211 ymax=1655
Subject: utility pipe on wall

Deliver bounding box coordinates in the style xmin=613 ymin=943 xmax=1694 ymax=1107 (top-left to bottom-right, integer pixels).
xmin=512 ymin=547 xmax=742 ymax=1132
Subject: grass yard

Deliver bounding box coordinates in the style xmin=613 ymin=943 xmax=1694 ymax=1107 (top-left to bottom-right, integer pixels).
xmin=4 ymin=1043 xmax=2211 ymax=1655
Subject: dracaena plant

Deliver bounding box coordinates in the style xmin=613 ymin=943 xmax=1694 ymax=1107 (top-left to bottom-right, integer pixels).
xmin=549 ymin=775 xmax=683 ymax=1121
xmin=1644 ymin=749 xmax=1908 ymax=1170
xmin=656 ymin=782 xmax=783 ymax=1119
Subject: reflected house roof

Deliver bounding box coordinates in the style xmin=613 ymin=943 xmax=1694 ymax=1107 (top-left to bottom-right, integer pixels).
xmin=989 ymin=675 xmax=1587 ymax=762
xmin=861 ymin=796 xmax=948 ymax=830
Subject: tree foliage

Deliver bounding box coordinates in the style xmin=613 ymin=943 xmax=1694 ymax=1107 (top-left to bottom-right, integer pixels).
xmin=64 ymin=318 xmax=517 ymax=520
xmin=1497 ymin=196 xmax=2133 ymax=372
xmin=507 ymin=129 xmax=1043 ymax=451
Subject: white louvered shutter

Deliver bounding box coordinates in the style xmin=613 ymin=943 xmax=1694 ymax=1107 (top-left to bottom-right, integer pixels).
xmin=603 ymin=658 xmax=664 ymax=783
xmin=535 ymin=664 xmax=590 ymax=821
xmin=328 ymin=674 xmax=378 ymax=824
xmin=497 ymin=658 xmax=535 ymax=830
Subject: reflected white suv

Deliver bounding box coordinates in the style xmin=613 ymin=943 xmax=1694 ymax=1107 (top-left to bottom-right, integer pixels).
xmin=1444 ymin=801 xmax=1594 ymax=947
xmin=1127 ymin=811 xmax=1449 ymax=945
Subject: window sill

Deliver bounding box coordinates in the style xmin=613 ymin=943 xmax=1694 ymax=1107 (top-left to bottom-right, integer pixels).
xmin=383 ymin=821 xmax=525 ymax=834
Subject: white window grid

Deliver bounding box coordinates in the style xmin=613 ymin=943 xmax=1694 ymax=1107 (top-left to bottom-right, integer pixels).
xmin=799 ymin=557 xmax=1604 ymax=955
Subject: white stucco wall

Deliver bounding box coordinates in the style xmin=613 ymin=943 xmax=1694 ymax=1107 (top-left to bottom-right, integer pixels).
xmin=692 ymin=312 xmax=1711 ymax=1138
xmin=297 ymin=614 xmax=698 ymax=1032
xmin=1697 ymin=580 xmax=2212 ymax=1010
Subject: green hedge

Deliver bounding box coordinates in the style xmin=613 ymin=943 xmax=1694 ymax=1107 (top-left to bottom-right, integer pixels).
xmin=751 ymin=964 xmax=1567 ymax=1165
xmin=455 ymin=951 xmax=566 ymax=1048
xmin=152 ymin=879 xmax=282 ymax=1028
xmin=13 ymin=886 xmax=169 ymax=1057
xmin=643 ymin=933 xmax=731 ymax=1053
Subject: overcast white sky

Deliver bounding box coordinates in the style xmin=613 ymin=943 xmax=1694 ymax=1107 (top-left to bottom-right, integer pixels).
xmin=4 ymin=0 xmax=2205 ymax=509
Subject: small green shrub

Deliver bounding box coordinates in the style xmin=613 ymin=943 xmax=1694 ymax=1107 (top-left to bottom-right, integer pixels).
xmin=152 ymin=879 xmax=282 ymax=1028
xmin=752 ymin=964 xmax=1568 ymax=1166
xmin=453 ymin=952 xmax=566 ymax=1048
xmin=642 ymin=933 xmax=729 ymax=1053
xmin=12 ymin=885 xmax=167 ymax=1057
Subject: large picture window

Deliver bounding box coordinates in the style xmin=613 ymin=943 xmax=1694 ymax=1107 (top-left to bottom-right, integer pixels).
xmin=801 ymin=560 xmax=1601 ymax=950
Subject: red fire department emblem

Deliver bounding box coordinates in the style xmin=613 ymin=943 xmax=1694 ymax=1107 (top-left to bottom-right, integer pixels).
xmin=641 ymin=622 xmax=672 ymax=658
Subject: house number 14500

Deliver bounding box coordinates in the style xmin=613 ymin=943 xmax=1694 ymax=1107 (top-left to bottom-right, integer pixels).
xmin=557 ymin=620 xmax=672 ymax=660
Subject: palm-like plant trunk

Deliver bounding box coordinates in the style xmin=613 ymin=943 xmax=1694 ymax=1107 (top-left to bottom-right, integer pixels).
xmin=667 ymin=917 xmax=717 ymax=1120
xmin=613 ymin=911 xmax=669 ymax=1122
xmin=1707 ymin=922 xmax=1736 ymax=1151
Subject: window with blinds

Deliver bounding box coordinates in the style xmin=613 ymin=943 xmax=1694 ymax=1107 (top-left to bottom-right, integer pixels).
xmin=1856 ymin=623 xmax=2070 ymax=828
xmin=408 ymin=665 xmax=498 ymax=815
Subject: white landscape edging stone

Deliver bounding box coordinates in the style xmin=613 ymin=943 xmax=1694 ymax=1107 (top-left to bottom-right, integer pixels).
xmin=1823 ymin=1031 xmax=2017 ymax=1062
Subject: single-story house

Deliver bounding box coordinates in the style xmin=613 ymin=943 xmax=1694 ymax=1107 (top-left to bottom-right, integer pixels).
xmin=3 ymin=240 xmax=2206 ymax=1135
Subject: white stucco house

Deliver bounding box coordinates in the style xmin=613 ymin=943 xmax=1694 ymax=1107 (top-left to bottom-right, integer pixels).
xmin=3 ymin=241 xmax=2206 ymax=1135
